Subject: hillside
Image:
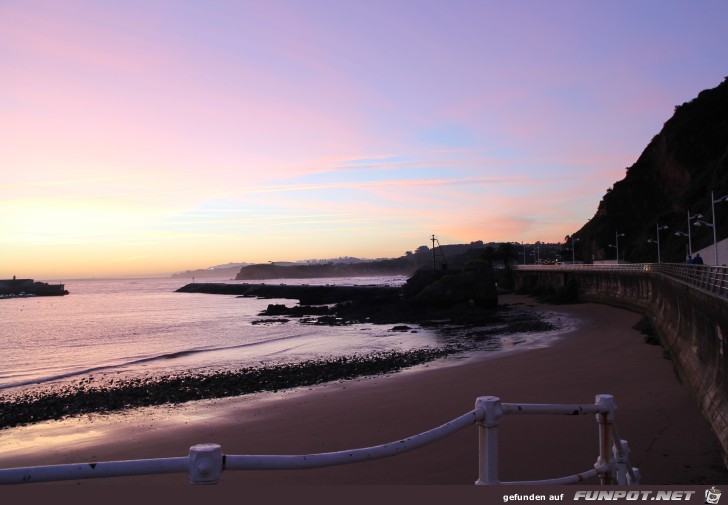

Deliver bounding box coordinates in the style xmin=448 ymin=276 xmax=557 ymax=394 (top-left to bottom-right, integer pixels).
xmin=573 ymin=77 xmax=728 ymax=264
xmin=233 ymin=242 xmax=500 ymax=280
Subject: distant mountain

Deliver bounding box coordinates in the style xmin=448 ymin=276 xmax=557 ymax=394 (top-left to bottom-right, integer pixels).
xmin=293 ymin=256 xmax=369 ymax=265
xmin=171 ymin=263 xmax=250 ymax=279
xmin=573 ymin=77 xmax=728 ymax=264
xmin=171 ymin=258 xmax=370 ymax=279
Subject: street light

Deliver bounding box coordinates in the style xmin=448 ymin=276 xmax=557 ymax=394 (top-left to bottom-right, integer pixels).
xmin=571 ymin=237 xmax=580 ymax=264
xmin=528 ymin=243 xmax=540 ymax=264
xmin=709 ymin=190 xmax=728 ymax=265
xmin=522 ymin=241 xmax=526 ymax=264
xmin=529 ymin=246 xmax=541 ymax=264
xmin=690 ymin=191 xmax=728 ymax=265
xmin=693 ymin=218 xmax=716 ymax=264
xmin=608 ymin=231 xmax=625 ymax=263
xmin=674 ymin=231 xmax=690 ymax=260
xmin=686 ymin=211 xmax=703 ymax=256
xmin=648 ymin=223 xmax=668 ymax=263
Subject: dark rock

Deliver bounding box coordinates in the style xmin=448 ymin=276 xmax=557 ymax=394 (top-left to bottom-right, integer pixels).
xmin=407 ymin=262 xmax=497 ymax=308
xmin=0 ymin=348 xmax=463 ymax=430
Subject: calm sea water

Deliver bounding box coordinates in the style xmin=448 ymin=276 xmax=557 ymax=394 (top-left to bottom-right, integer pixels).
xmin=0 ymin=276 xmax=449 ymax=393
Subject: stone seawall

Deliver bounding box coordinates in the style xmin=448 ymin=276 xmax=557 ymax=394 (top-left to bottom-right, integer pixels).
xmin=513 ymin=269 xmax=728 ymax=467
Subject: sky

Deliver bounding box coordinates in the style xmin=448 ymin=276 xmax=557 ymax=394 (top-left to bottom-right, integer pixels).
xmin=2 ymin=0 xmax=727 ymax=279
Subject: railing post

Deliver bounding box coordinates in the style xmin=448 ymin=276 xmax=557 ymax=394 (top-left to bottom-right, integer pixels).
xmin=474 ymin=396 xmax=503 ymax=485
xmin=613 ymin=439 xmax=641 ymax=485
xmin=189 ymin=443 xmax=223 ymax=485
xmin=613 ymin=439 xmax=629 ymax=484
xmin=595 ymin=394 xmax=615 ymax=484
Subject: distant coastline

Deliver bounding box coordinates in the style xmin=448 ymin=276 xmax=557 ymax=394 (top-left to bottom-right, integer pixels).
xmin=233 ymin=262 xmax=416 ymax=280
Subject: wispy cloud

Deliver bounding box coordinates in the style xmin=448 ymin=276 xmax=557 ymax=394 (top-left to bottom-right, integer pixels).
xmin=2 ymin=0 xmax=727 ymax=276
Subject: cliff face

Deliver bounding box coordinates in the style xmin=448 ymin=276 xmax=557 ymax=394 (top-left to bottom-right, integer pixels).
xmin=575 ymin=77 xmax=728 ymax=263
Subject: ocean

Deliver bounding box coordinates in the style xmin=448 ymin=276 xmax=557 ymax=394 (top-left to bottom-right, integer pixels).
xmin=0 ymin=275 xmax=451 ymax=394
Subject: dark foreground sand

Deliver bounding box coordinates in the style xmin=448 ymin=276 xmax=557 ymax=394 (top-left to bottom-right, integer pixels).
xmin=0 ymin=295 xmax=726 ymax=488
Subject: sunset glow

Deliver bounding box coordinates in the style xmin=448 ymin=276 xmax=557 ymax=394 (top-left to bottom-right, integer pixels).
xmin=2 ymin=0 xmax=727 ymax=278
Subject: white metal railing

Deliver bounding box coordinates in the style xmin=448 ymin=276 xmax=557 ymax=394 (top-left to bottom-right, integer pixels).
xmin=475 ymin=394 xmax=639 ymax=485
xmin=0 ymin=394 xmax=639 ymax=486
xmin=513 ymin=263 xmax=728 ymax=299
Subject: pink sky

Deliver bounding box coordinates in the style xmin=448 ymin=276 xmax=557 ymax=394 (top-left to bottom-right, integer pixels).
xmin=2 ymin=0 xmax=727 ymax=278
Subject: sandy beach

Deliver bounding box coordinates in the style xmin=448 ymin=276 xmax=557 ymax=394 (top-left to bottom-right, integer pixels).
xmin=1 ymin=294 xmax=726 ymax=487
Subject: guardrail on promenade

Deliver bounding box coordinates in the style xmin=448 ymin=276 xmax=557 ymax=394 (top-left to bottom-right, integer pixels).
xmin=513 ymin=263 xmax=728 ymax=299
xmin=0 ymin=394 xmax=639 ymax=486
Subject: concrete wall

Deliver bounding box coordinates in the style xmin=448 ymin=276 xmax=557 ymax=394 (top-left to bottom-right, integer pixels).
xmin=692 ymin=237 xmax=728 ymax=266
xmin=512 ymin=269 xmax=728 ymax=466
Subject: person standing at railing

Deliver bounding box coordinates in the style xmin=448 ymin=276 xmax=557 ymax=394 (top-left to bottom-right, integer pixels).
xmin=693 ymin=253 xmax=704 ymax=265
xmin=687 ymin=255 xmax=693 ymax=264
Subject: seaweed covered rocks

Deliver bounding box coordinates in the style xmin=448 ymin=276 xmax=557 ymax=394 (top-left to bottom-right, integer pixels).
xmin=0 ymin=347 xmax=462 ymax=429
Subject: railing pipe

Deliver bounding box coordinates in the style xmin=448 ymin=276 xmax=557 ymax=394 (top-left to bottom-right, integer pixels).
xmin=0 ymin=395 xmax=637 ymax=487
xmin=501 ymin=403 xmax=604 ymax=416
xmin=226 ymin=410 xmax=478 ymax=470
xmin=0 ymin=456 xmax=189 ymax=485
xmin=512 ymin=263 xmax=728 ymax=300
xmin=502 ymin=465 xmax=607 ymax=485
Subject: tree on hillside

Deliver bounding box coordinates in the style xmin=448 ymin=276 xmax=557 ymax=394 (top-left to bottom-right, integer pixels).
xmin=481 ymin=246 xmax=497 ymax=267
xmin=497 ymin=242 xmax=518 ymax=268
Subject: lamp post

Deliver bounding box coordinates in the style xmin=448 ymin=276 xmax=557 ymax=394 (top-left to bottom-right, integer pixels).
xmin=571 ymin=237 xmax=580 ymax=264
xmin=710 ymin=190 xmax=728 ymax=265
xmin=522 ymin=241 xmax=526 ymax=265
xmin=674 ymin=231 xmax=690 ymax=260
xmin=647 ymin=222 xmax=668 ymax=263
xmin=691 ymin=191 xmax=728 ymax=265
xmin=686 ymin=210 xmax=703 ymax=256
xmin=608 ymin=231 xmax=625 ymax=263
xmin=529 ymin=246 xmax=540 ymax=264
xmin=693 ymin=218 xmax=715 ymax=264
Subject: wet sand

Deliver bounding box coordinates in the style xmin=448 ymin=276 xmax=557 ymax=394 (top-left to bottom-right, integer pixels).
xmin=0 ymin=295 xmax=726 ymax=486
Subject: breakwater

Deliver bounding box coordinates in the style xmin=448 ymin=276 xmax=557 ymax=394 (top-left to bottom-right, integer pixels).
xmin=176 ymin=282 xmax=399 ymax=304
xmin=512 ymin=265 xmax=728 ymax=467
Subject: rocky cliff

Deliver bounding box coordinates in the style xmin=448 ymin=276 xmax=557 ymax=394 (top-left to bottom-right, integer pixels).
xmin=574 ymin=77 xmax=728 ymax=263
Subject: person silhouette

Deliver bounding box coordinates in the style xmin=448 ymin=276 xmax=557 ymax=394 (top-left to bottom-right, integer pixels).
xmin=693 ymin=253 xmax=704 ymax=265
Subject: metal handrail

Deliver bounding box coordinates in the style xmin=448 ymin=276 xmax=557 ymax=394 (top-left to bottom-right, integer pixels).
xmin=0 ymin=395 xmax=638 ymax=486
xmin=513 ymin=263 xmax=728 ymax=299
xmin=224 ymin=409 xmax=478 ymax=470
xmin=474 ymin=394 xmax=639 ymax=486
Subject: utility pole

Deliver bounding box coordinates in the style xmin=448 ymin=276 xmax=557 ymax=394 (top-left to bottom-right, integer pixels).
xmin=430 ymin=234 xmax=447 ymax=270
xmin=431 ymin=234 xmax=436 ymax=270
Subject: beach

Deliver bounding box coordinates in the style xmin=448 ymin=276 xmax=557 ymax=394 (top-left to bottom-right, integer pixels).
xmin=0 ymin=294 xmax=726 ymax=487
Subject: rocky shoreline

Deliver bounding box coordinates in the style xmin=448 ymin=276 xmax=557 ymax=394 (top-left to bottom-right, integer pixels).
xmin=0 ymin=348 xmax=463 ymax=430
xmin=1 ymin=276 xmax=556 ymax=430
xmin=177 ymin=278 xmax=551 ymax=334
xmin=0 ymin=303 xmax=555 ymax=430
